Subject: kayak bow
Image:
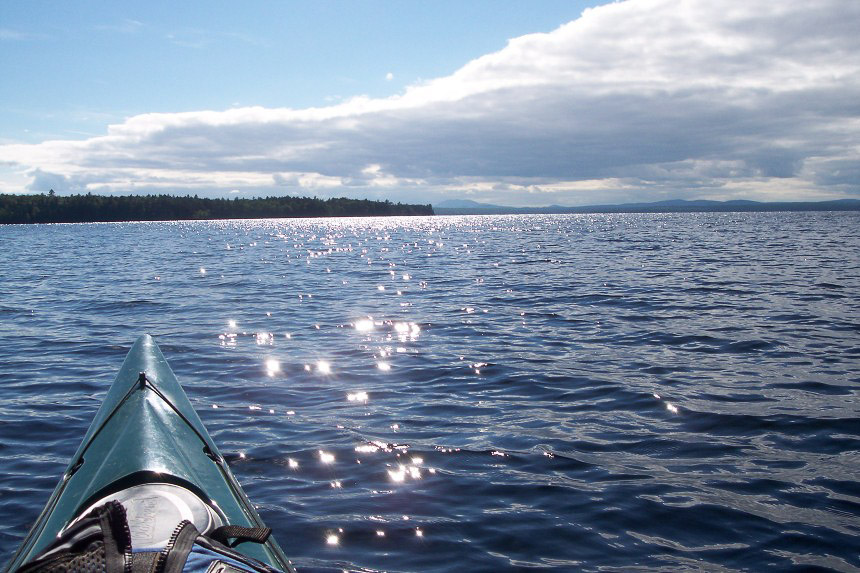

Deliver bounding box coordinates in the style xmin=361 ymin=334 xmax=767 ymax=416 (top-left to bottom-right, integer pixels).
xmin=4 ymin=335 xmax=294 ymax=572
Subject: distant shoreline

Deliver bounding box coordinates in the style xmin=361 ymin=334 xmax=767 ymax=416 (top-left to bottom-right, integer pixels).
xmin=3 ymin=193 xmax=858 ymax=224
xmin=0 ymin=193 xmax=434 ymax=224
xmin=433 ymin=198 xmax=860 ymax=215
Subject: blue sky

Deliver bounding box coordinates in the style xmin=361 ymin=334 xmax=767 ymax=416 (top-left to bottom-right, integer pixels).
xmin=1 ymin=0 xmax=858 ymax=206
xmin=1 ymin=1 xmax=599 ymax=142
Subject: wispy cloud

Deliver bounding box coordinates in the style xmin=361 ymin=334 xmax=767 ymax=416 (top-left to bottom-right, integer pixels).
xmin=0 ymin=27 xmax=47 ymax=41
xmin=166 ymin=28 xmax=267 ymax=49
xmin=2 ymin=0 xmax=858 ymax=205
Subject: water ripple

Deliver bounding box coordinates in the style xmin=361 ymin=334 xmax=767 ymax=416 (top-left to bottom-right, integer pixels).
xmin=1 ymin=212 xmax=859 ymax=571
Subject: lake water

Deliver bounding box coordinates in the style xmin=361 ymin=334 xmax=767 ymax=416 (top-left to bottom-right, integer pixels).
xmin=0 ymin=212 xmax=858 ymax=572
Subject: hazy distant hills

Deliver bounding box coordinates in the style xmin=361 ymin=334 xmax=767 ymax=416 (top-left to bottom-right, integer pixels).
xmin=432 ymin=198 xmax=860 ymax=215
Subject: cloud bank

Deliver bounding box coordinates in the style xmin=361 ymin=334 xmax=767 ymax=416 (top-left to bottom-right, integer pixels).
xmin=2 ymin=0 xmax=858 ymax=205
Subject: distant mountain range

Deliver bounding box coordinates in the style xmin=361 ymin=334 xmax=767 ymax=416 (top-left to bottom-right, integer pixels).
xmin=432 ymin=198 xmax=860 ymax=215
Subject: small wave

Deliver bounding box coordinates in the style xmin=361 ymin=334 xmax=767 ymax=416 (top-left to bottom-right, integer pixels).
xmin=771 ymin=381 xmax=854 ymax=395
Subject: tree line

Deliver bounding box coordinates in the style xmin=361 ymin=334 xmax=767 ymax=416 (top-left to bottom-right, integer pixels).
xmin=0 ymin=191 xmax=434 ymax=224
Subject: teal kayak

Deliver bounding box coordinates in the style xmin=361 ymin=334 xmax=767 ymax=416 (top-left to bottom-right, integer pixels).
xmin=4 ymin=335 xmax=294 ymax=572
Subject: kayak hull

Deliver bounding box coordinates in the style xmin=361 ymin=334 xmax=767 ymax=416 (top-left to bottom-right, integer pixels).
xmin=4 ymin=335 xmax=293 ymax=572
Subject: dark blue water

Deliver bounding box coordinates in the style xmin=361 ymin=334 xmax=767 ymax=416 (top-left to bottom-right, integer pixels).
xmin=1 ymin=213 xmax=859 ymax=572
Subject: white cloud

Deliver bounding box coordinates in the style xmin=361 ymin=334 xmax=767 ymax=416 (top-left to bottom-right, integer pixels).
xmin=2 ymin=0 xmax=858 ymax=205
xmin=385 ymin=72 xmax=394 ymax=81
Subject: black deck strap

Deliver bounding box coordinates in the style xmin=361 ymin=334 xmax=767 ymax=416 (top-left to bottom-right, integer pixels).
xmin=99 ymin=501 xmax=133 ymax=573
xmin=209 ymin=526 xmax=271 ymax=547
xmin=158 ymin=521 xmax=200 ymax=573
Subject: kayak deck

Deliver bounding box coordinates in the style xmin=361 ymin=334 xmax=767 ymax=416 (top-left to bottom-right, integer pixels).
xmin=5 ymin=335 xmax=293 ymax=572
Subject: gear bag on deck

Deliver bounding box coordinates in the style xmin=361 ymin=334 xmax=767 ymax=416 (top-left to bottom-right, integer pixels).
xmin=16 ymin=501 xmax=285 ymax=573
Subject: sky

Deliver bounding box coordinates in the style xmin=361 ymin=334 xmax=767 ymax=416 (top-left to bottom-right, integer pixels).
xmin=1 ymin=0 xmax=858 ymax=207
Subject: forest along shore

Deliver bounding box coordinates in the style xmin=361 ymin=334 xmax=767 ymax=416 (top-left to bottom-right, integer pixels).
xmin=0 ymin=193 xmax=434 ymax=224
